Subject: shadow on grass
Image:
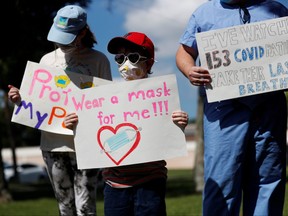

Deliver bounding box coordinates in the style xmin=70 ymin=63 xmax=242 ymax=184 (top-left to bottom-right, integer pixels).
xmin=7 ymin=169 xmax=199 ymax=200
xmin=8 ymin=181 xmax=54 ymax=200
xmin=8 ymin=180 xmax=107 ymax=201
xmin=166 ymin=169 xmax=197 ymax=197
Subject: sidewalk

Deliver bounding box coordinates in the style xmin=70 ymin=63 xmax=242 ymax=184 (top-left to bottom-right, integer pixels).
xmin=166 ymin=141 xmax=196 ymax=169
xmin=2 ymin=146 xmax=44 ymax=165
xmin=2 ymin=141 xmax=196 ymax=169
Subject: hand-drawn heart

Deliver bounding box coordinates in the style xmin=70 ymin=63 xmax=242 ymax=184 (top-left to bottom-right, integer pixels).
xmin=97 ymin=123 xmax=141 ymax=165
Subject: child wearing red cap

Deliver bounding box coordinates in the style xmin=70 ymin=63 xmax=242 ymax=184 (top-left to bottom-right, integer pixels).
xmin=102 ymin=32 xmax=188 ymax=216
xmin=63 ymin=31 xmax=188 ymax=216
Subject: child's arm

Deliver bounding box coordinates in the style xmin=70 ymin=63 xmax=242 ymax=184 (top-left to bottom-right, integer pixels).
xmin=172 ymin=110 xmax=189 ymax=132
xmin=8 ymin=85 xmax=21 ymax=104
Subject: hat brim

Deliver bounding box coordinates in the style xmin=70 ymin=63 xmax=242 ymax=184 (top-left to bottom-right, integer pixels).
xmin=47 ymin=24 xmax=77 ymax=45
xmin=107 ymin=37 xmax=144 ymax=54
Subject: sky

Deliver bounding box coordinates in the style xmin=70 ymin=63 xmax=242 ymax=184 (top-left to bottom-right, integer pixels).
xmin=1 ymin=0 xmax=287 ymax=115
xmin=85 ymin=0 xmax=287 ymax=119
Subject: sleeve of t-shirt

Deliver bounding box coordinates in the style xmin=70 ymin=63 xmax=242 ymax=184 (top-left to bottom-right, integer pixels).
xmin=179 ymin=13 xmax=199 ymax=50
xmin=100 ymin=55 xmax=112 ymax=81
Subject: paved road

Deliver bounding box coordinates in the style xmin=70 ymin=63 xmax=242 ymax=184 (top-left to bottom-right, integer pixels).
xmin=2 ymin=141 xmax=196 ymax=169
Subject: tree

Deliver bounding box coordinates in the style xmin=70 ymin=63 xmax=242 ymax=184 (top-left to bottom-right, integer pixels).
xmin=194 ymin=90 xmax=204 ymax=192
xmin=0 ymin=0 xmax=91 ymax=202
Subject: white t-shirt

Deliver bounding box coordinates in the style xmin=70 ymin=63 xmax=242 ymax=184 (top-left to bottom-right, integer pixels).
xmin=39 ymin=48 xmax=112 ymax=152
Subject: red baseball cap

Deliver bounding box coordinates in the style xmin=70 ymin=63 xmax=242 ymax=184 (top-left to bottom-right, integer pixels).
xmin=107 ymin=32 xmax=154 ymax=60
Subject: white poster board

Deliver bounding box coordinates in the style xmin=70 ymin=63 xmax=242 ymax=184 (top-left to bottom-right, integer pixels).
xmin=73 ymin=74 xmax=188 ymax=169
xmin=11 ymin=61 xmax=112 ymax=135
xmin=196 ymin=16 xmax=288 ymax=102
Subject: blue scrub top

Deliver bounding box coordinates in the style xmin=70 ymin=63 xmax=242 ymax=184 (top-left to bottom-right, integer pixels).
xmin=179 ymin=0 xmax=288 ymax=109
xmin=180 ymin=0 xmax=288 ymax=50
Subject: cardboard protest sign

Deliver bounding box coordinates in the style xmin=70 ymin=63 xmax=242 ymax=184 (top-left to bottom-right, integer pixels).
xmin=11 ymin=61 xmax=112 ymax=135
xmin=196 ymin=16 xmax=288 ymax=102
xmin=73 ymin=74 xmax=187 ymax=169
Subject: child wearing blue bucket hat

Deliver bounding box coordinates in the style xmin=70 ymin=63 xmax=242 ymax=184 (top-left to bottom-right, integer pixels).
xmin=8 ymin=5 xmax=112 ymax=216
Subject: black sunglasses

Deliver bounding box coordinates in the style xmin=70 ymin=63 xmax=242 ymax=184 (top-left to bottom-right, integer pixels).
xmin=115 ymin=53 xmax=147 ymax=65
xmin=239 ymin=7 xmax=250 ymax=24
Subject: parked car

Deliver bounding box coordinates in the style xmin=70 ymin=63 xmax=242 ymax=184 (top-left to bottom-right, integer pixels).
xmin=3 ymin=161 xmax=49 ymax=184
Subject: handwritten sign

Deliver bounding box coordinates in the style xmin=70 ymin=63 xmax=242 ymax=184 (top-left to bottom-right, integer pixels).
xmin=73 ymin=74 xmax=187 ymax=169
xmin=196 ymin=16 xmax=288 ymax=102
xmin=11 ymin=61 xmax=112 ymax=135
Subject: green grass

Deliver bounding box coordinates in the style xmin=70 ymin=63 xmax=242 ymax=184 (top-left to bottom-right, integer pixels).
xmin=0 ymin=169 xmax=287 ymax=216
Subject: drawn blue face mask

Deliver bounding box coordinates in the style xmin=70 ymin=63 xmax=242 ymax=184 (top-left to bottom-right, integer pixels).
xmin=102 ymin=128 xmax=141 ymax=153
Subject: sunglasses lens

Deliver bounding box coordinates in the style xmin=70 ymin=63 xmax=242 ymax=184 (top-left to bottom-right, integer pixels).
xmin=115 ymin=53 xmax=145 ymax=65
xmin=115 ymin=54 xmax=125 ymax=65
xmin=127 ymin=53 xmax=140 ymax=64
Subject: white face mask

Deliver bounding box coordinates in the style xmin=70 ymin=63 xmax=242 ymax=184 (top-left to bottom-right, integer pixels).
xmin=118 ymin=60 xmax=147 ymax=81
xmin=58 ymin=45 xmax=78 ymax=54
xmin=56 ymin=42 xmax=79 ymax=54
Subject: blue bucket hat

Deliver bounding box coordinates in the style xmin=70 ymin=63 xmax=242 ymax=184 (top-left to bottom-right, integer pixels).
xmin=47 ymin=5 xmax=87 ymax=45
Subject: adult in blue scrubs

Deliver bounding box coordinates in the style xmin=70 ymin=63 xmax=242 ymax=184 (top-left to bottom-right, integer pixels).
xmin=176 ymin=0 xmax=288 ymax=215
